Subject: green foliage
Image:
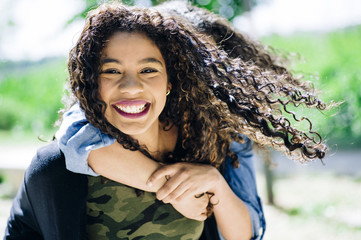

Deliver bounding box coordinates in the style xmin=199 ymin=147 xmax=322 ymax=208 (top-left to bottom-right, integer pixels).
xmin=261 ymin=25 xmax=361 ymax=148
xmin=190 ymin=0 xmax=248 ymax=20
xmin=0 ymin=58 xmax=67 ymax=135
xmin=68 ymin=0 xmax=258 ymax=23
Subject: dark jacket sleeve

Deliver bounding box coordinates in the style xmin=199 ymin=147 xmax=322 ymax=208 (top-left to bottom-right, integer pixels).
xmin=4 ymin=178 xmax=43 ymax=239
xmin=4 ymin=142 xmax=88 ymax=240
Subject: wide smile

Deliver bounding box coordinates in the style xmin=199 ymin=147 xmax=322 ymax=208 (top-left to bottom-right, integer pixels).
xmin=112 ymin=100 xmax=151 ymax=119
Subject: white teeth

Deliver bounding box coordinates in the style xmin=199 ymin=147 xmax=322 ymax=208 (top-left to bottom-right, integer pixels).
xmin=116 ymin=104 xmax=147 ymax=114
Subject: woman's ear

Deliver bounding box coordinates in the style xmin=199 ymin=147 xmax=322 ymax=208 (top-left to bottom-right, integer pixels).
xmin=167 ymin=82 xmax=172 ymax=92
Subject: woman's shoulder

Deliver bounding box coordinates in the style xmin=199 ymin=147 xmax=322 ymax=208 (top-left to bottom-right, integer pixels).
xmin=27 ymin=141 xmax=65 ymax=175
xmin=25 ymin=141 xmax=86 ymax=185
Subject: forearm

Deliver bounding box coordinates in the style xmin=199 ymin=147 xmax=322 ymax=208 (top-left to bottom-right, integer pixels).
xmin=212 ymin=176 xmax=252 ymax=240
xmin=89 ymin=145 xmax=209 ymax=221
xmin=88 ymin=142 xmax=166 ymax=192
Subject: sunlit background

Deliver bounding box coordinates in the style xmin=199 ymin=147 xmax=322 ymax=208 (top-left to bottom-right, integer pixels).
xmin=1 ymin=0 xmax=361 ymax=239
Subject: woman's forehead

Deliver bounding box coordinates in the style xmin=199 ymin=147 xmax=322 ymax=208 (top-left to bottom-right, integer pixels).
xmin=100 ymin=32 xmax=165 ymax=65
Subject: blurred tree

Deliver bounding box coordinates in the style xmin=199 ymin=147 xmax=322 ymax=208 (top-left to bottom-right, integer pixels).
xmin=68 ymin=0 xmax=263 ymax=24
xmin=0 ymin=0 xmax=16 ymax=60
xmin=190 ymin=0 xmax=255 ymax=20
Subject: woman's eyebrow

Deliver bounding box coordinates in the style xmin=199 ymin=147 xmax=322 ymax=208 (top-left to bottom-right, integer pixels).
xmin=139 ymin=58 xmax=164 ymax=66
xmin=100 ymin=57 xmax=163 ymax=66
xmin=101 ymin=58 xmax=120 ymax=64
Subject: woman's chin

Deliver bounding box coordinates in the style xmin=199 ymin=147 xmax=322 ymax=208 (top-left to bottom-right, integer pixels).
xmin=111 ymin=122 xmax=153 ymax=138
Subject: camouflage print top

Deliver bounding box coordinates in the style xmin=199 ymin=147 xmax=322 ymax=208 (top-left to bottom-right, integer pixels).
xmin=86 ymin=176 xmax=204 ymax=240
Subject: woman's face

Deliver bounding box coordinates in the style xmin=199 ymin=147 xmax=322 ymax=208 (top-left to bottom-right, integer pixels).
xmin=98 ymin=32 xmax=170 ymax=138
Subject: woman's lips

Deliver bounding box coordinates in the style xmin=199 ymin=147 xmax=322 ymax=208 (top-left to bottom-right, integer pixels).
xmin=112 ymin=100 xmax=150 ymax=119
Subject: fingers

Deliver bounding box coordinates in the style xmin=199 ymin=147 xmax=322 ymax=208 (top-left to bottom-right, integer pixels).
xmin=149 ymin=163 xmax=208 ymax=203
xmin=170 ymin=194 xmax=209 ymax=221
xmin=192 ymin=213 xmax=208 ymax=222
xmin=157 ymin=171 xmax=189 ymax=202
xmin=185 ymin=198 xmax=208 ymax=221
xmin=161 ymin=186 xmax=189 ymax=203
xmin=147 ymin=164 xmax=179 ymax=187
xmin=181 ymin=211 xmax=207 ymax=221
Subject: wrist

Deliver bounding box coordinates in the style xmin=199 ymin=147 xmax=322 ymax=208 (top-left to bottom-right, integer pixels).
xmin=209 ymin=168 xmax=226 ymax=195
xmin=203 ymin=169 xmax=225 ymax=207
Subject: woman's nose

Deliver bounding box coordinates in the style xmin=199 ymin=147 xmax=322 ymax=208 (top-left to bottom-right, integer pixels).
xmin=119 ymin=74 xmax=143 ymax=94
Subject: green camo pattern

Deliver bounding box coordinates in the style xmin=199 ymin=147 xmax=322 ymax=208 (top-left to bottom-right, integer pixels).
xmin=86 ymin=176 xmax=204 ymax=240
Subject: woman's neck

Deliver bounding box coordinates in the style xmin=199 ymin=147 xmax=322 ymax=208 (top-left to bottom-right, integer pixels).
xmin=131 ymin=122 xmax=178 ymax=161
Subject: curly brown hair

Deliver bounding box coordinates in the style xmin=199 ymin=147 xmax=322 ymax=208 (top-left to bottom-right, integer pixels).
xmin=68 ymin=1 xmax=329 ymax=169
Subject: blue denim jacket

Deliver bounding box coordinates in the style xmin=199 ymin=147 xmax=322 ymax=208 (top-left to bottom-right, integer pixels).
xmin=56 ymin=104 xmax=265 ymax=239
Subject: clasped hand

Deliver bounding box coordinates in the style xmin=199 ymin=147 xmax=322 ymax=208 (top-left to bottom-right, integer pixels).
xmin=147 ymin=162 xmax=222 ymax=221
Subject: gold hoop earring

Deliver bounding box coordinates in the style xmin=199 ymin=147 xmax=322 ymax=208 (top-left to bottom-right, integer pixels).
xmin=166 ymin=90 xmax=170 ymax=96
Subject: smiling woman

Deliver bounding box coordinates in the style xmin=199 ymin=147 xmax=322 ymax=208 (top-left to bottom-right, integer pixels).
xmin=99 ymin=32 xmax=171 ymax=141
xmin=4 ymin=1 xmax=332 ymax=240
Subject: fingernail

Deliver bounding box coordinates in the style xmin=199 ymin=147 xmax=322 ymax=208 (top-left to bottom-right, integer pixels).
xmin=147 ymin=181 xmax=152 ymax=187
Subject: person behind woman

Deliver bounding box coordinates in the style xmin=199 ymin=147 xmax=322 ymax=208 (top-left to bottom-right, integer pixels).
xmin=5 ymin=1 xmax=329 ymax=240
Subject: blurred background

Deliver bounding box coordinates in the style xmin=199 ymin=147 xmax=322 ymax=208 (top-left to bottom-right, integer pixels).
xmin=0 ymin=0 xmax=360 ymax=239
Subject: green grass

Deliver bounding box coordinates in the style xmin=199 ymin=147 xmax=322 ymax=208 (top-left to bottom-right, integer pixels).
xmin=261 ymin=25 xmax=361 ymax=148
xmin=0 ymin=58 xmax=67 ymax=135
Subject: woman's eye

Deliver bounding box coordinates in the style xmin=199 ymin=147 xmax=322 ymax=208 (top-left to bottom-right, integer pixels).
xmin=141 ymin=68 xmax=158 ymax=74
xmin=102 ymin=69 xmax=121 ymax=74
